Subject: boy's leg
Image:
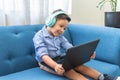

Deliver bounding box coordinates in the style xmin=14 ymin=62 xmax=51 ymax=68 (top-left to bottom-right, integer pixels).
xmin=64 ymin=69 xmax=88 ymax=80
xmin=38 ymin=63 xmax=57 ymax=74
xmin=74 ymin=65 xmax=100 ymax=80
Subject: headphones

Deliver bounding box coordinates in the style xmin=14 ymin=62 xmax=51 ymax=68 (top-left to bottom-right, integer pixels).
xmin=45 ymin=11 xmax=65 ymax=27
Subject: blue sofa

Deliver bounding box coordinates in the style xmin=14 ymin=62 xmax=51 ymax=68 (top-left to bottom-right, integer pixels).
xmin=0 ymin=24 xmax=120 ymax=80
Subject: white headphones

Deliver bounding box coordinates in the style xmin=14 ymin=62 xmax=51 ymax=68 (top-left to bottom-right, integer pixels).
xmin=45 ymin=11 xmax=65 ymax=27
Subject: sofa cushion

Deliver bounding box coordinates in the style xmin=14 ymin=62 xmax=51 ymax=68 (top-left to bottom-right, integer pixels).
xmin=85 ymin=60 xmax=120 ymax=76
xmin=68 ymin=24 xmax=120 ymax=66
xmin=0 ymin=24 xmax=44 ymax=76
xmin=63 ymin=26 xmax=73 ymax=44
xmin=0 ymin=67 xmax=67 ymax=80
xmin=0 ymin=61 xmax=119 ymax=80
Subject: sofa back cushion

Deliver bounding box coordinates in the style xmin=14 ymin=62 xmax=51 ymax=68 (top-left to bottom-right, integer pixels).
xmin=0 ymin=24 xmax=44 ymax=76
xmin=68 ymin=24 xmax=120 ymax=66
xmin=0 ymin=24 xmax=72 ymax=76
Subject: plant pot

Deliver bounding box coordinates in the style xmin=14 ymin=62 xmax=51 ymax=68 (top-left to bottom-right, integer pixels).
xmin=105 ymin=12 xmax=120 ymax=28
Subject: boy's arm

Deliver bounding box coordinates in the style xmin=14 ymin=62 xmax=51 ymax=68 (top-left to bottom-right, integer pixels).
xmin=42 ymin=54 xmax=58 ymax=69
xmin=60 ymin=36 xmax=73 ymax=51
xmin=42 ymin=54 xmax=65 ymax=75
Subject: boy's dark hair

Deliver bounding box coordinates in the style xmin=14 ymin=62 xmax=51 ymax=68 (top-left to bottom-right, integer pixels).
xmin=52 ymin=9 xmax=71 ymax=22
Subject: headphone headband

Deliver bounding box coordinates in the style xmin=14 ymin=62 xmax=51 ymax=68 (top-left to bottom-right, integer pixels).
xmin=45 ymin=11 xmax=66 ymax=27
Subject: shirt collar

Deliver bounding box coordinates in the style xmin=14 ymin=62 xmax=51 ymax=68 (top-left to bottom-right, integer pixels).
xmin=42 ymin=25 xmax=62 ymax=39
xmin=42 ymin=26 xmax=52 ymax=38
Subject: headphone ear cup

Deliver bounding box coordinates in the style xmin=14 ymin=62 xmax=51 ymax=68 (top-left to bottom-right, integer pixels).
xmin=45 ymin=15 xmax=56 ymax=27
xmin=45 ymin=11 xmax=65 ymax=27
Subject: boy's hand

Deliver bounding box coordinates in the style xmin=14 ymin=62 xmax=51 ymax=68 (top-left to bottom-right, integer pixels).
xmin=90 ymin=52 xmax=96 ymax=59
xmin=54 ymin=64 xmax=65 ymax=76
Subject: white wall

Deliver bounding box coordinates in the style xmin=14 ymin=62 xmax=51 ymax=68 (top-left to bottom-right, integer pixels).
xmin=117 ymin=0 xmax=120 ymax=11
xmin=70 ymin=0 xmax=120 ymax=26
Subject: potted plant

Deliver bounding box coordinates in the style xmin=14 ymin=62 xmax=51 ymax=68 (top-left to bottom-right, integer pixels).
xmin=97 ymin=0 xmax=120 ymax=28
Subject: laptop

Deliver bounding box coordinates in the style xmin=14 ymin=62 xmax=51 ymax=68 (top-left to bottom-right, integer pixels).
xmin=62 ymin=39 xmax=100 ymax=72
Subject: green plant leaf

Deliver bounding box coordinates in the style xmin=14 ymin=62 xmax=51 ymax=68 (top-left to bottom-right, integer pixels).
xmin=97 ymin=0 xmax=117 ymax=11
xmin=97 ymin=0 xmax=106 ymax=10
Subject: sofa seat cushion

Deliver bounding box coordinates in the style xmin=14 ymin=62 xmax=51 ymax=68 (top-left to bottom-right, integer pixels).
xmin=0 ymin=67 xmax=67 ymax=80
xmin=85 ymin=60 xmax=120 ymax=76
xmin=0 ymin=61 xmax=119 ymax=80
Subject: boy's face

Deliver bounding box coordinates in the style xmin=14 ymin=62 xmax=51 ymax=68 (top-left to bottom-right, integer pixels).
xmin=49 ymin=19 xmax=69 ymax=36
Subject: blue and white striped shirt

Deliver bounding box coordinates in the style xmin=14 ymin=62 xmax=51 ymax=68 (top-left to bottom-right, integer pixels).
xmin=33 ymin=26 xmax=73 ymax=62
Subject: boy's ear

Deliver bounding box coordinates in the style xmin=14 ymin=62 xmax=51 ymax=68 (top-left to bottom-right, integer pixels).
xmin=45 ymin=11 xmax=65 ymax=27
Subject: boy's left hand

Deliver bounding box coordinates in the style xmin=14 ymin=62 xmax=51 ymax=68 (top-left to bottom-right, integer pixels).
xmin=54 ymin=64 xmax=65 ymax=76
xmin=90 ymin=52 xmax=96 ymax=59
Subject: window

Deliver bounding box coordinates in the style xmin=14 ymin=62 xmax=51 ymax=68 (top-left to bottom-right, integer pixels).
xmin=0 ymin=0 xmax=72 ymax=26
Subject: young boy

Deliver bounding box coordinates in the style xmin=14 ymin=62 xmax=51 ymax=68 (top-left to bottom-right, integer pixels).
xmin=33 ymin=9 xmax=119 ymax=80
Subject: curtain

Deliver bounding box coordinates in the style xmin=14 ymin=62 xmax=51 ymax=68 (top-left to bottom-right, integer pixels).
xmin=0 ymin=0 xmax=71 ymax=26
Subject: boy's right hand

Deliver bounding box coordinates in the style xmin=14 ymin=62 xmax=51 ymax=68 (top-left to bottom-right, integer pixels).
xmin=54 ymin=64 xmax=65 ymax=76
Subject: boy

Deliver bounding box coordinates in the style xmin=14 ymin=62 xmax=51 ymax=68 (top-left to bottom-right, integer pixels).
xmin=33 ymin=9 xmax=119 ymax=80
